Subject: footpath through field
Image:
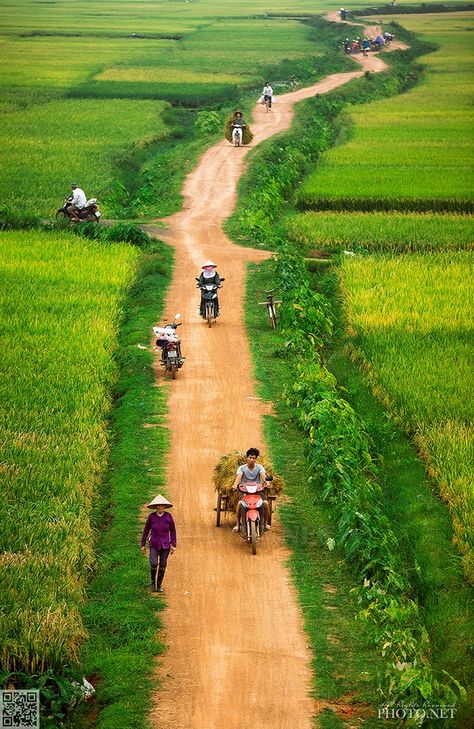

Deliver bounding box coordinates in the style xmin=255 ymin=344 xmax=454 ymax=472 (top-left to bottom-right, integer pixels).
xmin=144 ymin=23 xmax=404 ymax=729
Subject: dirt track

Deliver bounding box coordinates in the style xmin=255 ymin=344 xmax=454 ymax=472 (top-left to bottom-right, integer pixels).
xmin=144 ymin=28 xmax=398 ymax=729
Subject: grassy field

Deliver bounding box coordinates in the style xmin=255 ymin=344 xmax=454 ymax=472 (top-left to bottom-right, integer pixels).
xmin=297 ymin=12 xmax=474 ymax=211
xmin=339 ymin=251 xmax=474 ymax=582
xmin=0 ymin=229 xmax=139 ymax=672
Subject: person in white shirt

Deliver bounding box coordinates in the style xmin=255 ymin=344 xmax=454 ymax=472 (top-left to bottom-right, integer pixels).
xmin=232 ymin=447 xmax=271 ymax=532
xmin=262 ymin=82 xmax=273 ymax=110
xmin=67 ymin=183 xmax=87 ymax=220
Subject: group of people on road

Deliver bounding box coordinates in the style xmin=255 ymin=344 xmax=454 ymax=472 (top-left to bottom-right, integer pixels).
xmin=143 ymin=259 xmax=269 ymax=593
xmin=141 ymin=446 xmax=267 ymax=593
xmin=343 ymin=31 xmax=392 ymax=55
xmin=140 ymin=78 xmax=295 ymax=593
xmin=228 ymin=81 xmax=275 ymax=146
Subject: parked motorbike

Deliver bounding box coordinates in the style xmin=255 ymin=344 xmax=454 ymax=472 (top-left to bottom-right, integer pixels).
xmin=153 ymin=314 xmax=184 ymax=379
xmin=196 ymin=277 xmax=225 ymax=327
xmin=236 ymin=475 xmax=273 ymax=555
xmin=56 ymin=195 xmax=101 ymax=222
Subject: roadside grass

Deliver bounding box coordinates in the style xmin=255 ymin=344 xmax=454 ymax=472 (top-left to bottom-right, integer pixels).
xmin=282 ymin=211 xmax=473 ymax=254
xmin=76 ymin=238 xmax=174 ymax=729
xmin=325 ymin=343 xmax=474 ymax=719
xmin=338 ymin=251 xmax=474 ymax=584
xmin=297 ymin=12 xmax=474 ymax=211
xmin=245 ymin=261 xmax=384 ymax=727
xmin=0 ymin=229 xmax=139 ymax=674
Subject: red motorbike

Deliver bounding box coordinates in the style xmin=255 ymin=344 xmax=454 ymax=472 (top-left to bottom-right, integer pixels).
xmin=236 ymin=476 xmax=273 ymax=554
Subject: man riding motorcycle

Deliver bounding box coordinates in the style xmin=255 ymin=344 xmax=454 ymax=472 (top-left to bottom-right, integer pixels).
xmin=232 ymin=448 xmax=271 ymax=533
xmin=67 ymin=183 xmax=87 ymax=221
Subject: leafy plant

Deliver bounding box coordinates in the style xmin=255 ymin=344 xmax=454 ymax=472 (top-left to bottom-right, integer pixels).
xmin=0 ymin=668 xmax=85 ymax=728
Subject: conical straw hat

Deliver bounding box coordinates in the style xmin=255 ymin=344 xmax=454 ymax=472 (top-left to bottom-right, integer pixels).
xmin=147 ymin=493 xmax=173 ymax=508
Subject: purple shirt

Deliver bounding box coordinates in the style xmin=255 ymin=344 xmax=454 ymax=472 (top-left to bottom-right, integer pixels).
xmin=141 ymin=511 xmax=177 ymax=550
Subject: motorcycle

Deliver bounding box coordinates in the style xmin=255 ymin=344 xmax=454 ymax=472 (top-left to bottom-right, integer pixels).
xmin=236 ymin=475 xmax=273 ymax=555
xmin=231 ymin=123 xmax=245 ymax=147
xmin=196 ymin=277 xmax=225 ymax=327
xmin=153 ymin=314 xmax=184 ymax=379
xmin=56 ymin=196 xmax=101 ymax=223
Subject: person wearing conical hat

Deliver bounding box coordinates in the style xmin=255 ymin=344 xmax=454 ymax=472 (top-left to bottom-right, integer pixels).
xmin=141 ymin=494 xmax=177 ymax=593
xmin=197 ymin=260 xmax=222 ymax=318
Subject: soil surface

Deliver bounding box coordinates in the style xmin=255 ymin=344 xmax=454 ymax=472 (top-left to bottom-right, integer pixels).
xmin=143 ymin=26 xmax=400 ymax=729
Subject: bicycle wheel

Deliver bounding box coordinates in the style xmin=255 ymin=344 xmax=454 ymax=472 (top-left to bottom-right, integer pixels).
xmin=268 ymin=303 xmax=277 ymax=330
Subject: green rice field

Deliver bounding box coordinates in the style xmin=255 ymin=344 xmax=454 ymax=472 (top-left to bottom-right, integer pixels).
xmin=339 ymin=251 xmax=474 ymax=582
xmin=283 ymin=210 xmax=473 ymax=253
xmin=2 ymin=0 xmax=473 ymax=722
xmin=0 ymin=229 xmax=138 ymax=671
xmin=297 ymin=12 xmax=474 ymax=211
xmin=0 ymin=0 xmax=332 ymax=217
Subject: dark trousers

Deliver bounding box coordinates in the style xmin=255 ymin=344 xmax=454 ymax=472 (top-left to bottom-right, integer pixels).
xmin=149 ymin=546 xmax=170 ymax=587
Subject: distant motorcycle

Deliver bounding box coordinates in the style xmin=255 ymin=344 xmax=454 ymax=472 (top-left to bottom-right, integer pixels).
xmin=196 ymin=277 xmax=225 ymax=327
xmin=56 ymin=196 xmax=101 ymax=222
xmin=231 ymin=123 xmax=245 ymax=147
xmin=153 ymin=314 xmax=184 ymax=379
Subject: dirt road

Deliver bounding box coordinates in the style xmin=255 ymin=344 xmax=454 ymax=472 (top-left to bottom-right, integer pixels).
xmin=145 ymin=35 xmax=395 ymax=729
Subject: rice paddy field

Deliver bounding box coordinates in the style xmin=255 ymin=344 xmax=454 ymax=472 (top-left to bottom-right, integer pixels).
xmin=339 ymin=251 xmax=474 ymax=582
xmin=297 ymin=12 xmax=474 ymax=211
xmin=2 ymin=0 xmax=473 ymax=721
xmin=0 ymin=0 xmax=335 ymax=217
xmin=283 ymin=210 xmax=474 ymax=253
xmin=0 ymin=229 xmax=139 ymax=671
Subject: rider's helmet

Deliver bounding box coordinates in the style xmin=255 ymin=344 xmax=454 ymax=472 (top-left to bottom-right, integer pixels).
xmin=71 ymin=183 xmax=77 ymax=188
xmin=234 ymin=111 xmax=243 ymax=117
xmin=202 ymin=260 xmax=217 ymax=274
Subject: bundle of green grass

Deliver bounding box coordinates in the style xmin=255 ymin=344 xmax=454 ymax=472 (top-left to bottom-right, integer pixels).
xmin=224 ymin=114 xmax=253 ymax=145
xmin=213 ymin=450 xmax=284 ymax=512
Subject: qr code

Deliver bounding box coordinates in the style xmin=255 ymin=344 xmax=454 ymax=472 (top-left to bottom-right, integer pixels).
xmin=0 ymin=689 xmax=39 ymax=728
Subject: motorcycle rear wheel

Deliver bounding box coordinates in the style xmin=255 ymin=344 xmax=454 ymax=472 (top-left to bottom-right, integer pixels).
xmin=250 ymin=520 xmax=257 ymax=555
xmin=215 ymin=492 xmax=222 ymax=527
xmin=205 ymin=302 xmax=214 ymax=328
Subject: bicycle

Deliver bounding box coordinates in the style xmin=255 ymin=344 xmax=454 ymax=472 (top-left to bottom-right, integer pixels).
xmin=257 ymin=289 xmax=282 ymax=330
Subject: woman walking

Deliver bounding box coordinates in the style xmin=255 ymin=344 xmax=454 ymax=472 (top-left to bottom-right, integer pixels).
xmin=141 ymin=494 xmax=177 ymax=593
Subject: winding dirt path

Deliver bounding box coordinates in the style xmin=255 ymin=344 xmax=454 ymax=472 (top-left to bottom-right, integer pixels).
xmin=143 ymin=24 xmax=400 ymax=729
